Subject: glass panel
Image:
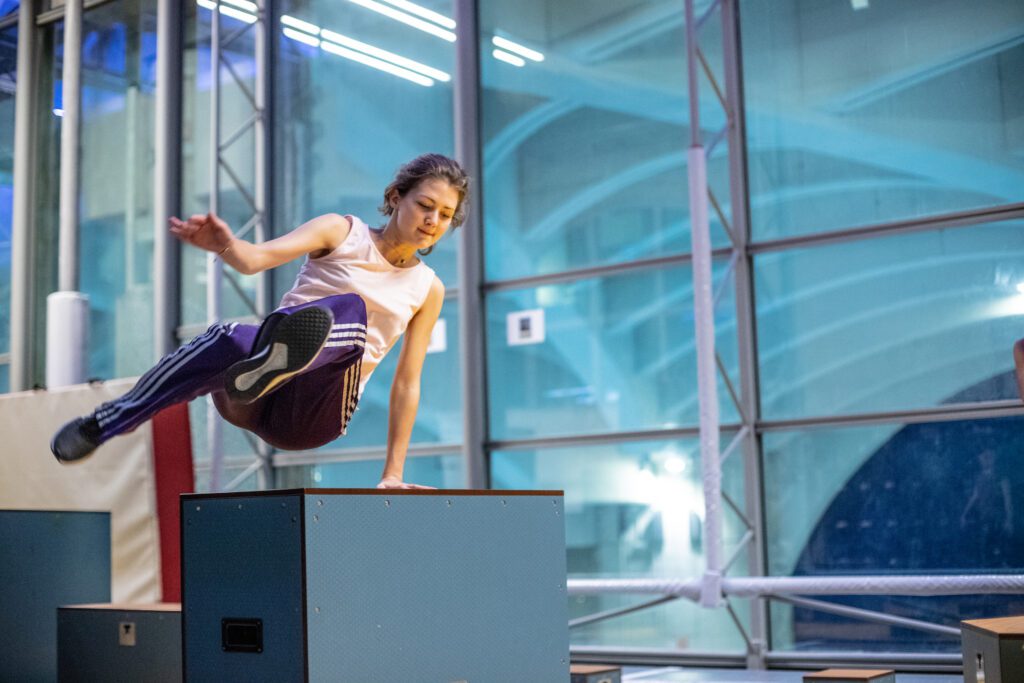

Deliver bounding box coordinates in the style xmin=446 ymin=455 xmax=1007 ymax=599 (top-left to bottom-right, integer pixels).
xmin=193 ymin=462 xmax=261 ymax=493
xmin=278 ymin=454 xmax=464 ymax=489
xmin=741 ymin=0 xmax=1024 ymax=240
xmin=480 ymin=0 xmax=732 ymax=282
xmin=487 ymin=262 xmax=740 ymax=440
xmin=0 ymin=2 xmax=17 ymax=16
xmin=764 ymin=417 xmax=1024 ymax=651
xmin=180 ymin=2 xmax=264 ymax=327
xmin=492 ymin=438 xmax=748 ymax=651
xmin=0 ymin=25 xmax=16 ymax=380
xmin=274 ymin=0 xmax=457 ymax=297
xmin=756 ymin=222 xmax=1024 ymax=420
xmin=79 ymin=0 xmax=158 ymax=379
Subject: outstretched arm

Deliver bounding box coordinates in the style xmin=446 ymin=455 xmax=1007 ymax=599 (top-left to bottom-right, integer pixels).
xmin=169 ymin=212 xmax=350 ymax=275
xmin=377 ymin=277 xmax=446 ymax=490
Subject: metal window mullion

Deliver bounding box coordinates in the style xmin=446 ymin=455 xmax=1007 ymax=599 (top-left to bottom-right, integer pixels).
xmin=207 ymin=0 xmax=225 ymax=492
xmin=58 ymin=0 xmax=82 ymax=293
xmin=10 ymin=0 xmax=39 ymax=392
xmin=454 ymin=0 xmax=487 ymax=489
xmin=154 ymin=0 xmax=183 ymax=359
xmin=750 ymin=201 xmax=1024 ymax=254
xmin=720 ymin=0 xmax=770 ymax=666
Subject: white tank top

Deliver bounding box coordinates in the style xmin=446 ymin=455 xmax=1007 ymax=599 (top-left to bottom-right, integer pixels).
xmin=278 ymin=215 xmax=437 ymax=390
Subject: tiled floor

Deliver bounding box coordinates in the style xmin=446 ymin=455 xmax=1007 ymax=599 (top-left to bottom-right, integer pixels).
xmin=620 ymin=667 xmax=960 ymax=682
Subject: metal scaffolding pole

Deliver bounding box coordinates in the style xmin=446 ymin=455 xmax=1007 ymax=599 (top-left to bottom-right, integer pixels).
xmin=206 ymin=0 xmax=272 ymax=492
xmin=684 ymin=0 xmax=724 ymax=609
xmin=719 ymin=0 xmax=770 ymax=666
xmin=10 ymin=0 xmax=38 ymax=391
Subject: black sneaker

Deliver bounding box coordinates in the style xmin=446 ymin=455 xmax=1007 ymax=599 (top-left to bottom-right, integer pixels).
xmin=51 ymin=416 xmax=103 ymax=464
xmin=224 ymin=306 xmax=334 ymax=405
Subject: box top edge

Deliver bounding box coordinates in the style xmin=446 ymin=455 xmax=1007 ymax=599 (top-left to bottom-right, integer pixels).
xmin=182 ymin=488 xmax=564 ymax=500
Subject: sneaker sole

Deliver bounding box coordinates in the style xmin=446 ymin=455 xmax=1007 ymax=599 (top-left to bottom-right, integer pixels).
xmin=224 ymin=306 xmax=334 ymax=404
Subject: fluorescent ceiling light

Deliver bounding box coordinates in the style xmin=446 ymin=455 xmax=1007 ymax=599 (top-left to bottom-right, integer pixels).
xmin=281 ymin=14 xmax=321 ymax=34
xmin=321 ymin=29 xmax=450 ymax=81
xmin=851 ymin=0 xmax=869 ymax=9
xmin=492 ymin=36 xmax=544 ymax=62
xmin=320 ymin=40 xmax=434 ymax=86
xmin=346 ymin=0 xmax=456 ymax=42
xmin=282 ymin=27 xmax=321 ymax=48
xmin=222 ymin=0 xmax=258 ymax=12
xmin=196 ymin=0 xmax=257 ymax=24
xmin=376 ymin=0 xmax=455 ymax=29
xmin=492 ymin=49 xmax=525 ymax=67
xmin=53 ymin=108 xmax=64 ymax=117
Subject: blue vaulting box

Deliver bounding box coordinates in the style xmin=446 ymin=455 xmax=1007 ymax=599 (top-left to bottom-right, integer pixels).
xmin=181 ymin=488 xmax=569 ymax=682
xmin=0 ymin=510 xmax=111 ymax=682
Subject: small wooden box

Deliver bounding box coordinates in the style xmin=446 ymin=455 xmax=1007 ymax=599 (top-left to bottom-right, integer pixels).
xmin=962 ymin=615 xmax=1024 ymax=683
xmin=804 ymin=669 xmax=895 ymax=683
xmin=571 ymin=663 xmax=622 ymax=683
xmin=57 ymin=603 xmax=181 ymax=683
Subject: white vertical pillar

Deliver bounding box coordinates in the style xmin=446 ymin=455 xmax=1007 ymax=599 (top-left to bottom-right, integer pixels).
xmin=48 ymin=0 xmax=89 ymax=387
xmin=685 ymin=0 xmax=724 ymax=608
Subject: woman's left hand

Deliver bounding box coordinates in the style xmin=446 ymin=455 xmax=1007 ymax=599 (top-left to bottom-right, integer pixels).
xmin=376 ymin=476 xmax=435 ymax=490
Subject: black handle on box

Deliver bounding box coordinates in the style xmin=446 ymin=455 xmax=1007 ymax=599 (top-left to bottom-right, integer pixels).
xmin=221 ymin=618 xmax=263 ymax=654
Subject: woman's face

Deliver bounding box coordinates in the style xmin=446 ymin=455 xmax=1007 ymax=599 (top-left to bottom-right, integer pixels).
xmin=389 ymin=177 xmax=460 ymax=251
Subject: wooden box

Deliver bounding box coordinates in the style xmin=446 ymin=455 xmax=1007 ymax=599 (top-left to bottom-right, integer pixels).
xmin=571 ymin=663 xmax=622 ymax=683
xmin=804 ymin=669 xmax=895 ymax=683
xmin=57 ymin=603 xmax=181 ymax=682
xmin=962 ymin=615 xmax=1024 ymax=683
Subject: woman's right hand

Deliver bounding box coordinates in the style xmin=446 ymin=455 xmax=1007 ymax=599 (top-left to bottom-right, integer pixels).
xmin=169 ymin=212 xmax=233 ymax=254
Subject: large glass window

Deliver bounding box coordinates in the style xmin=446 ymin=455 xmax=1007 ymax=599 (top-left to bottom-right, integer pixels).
xmin=763 ymin=417 xmax=1024 ymax=651
xmin=480 ymin=0 xmax=733 ymax=282
xmin=741 ymin=0 xmax=1024 ymax=240
xmin=279 ymin=454 xmax=464 ymax=489
xmin=181 ymin=2 xmax=263 ymax=328
xmin=756 ymin=222 xmax=1024 ymax=419
xmin=492 ymin=438 xmax=749 ymax=651
xmin=78 ymin=0 xmax=158 ymax=379
xmin=271 ymin=0 xmax=458 ymax=451
xmin=0 ymin=25 xmax=16 ymax=392
xmin=274 ymin=0 xmax=457 ymax=293
xmin=487 ymin=262 xmax=740 ymax=441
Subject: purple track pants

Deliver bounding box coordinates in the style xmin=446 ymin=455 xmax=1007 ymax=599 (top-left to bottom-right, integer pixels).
xmin=91 ymin=293 xmax=367 ymax=451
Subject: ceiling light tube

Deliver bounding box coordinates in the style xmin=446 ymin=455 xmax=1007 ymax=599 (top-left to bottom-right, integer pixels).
xmin=321 ymin=28 xmax=450 ymax=81
xmin=346 ymin=0 xmax=456 ymax=42
xmin=377 ymin=0 xmax=455 ymax=29
xmin=281 ymin=14 xmax=321 ymax=35
xmin=321 ymin=40 xmax=435 ymax=86
xmin=492 ymin=49 xmax=525 ymax=67
xmin=197 ymin=0 xmax=257 ymax=24
xmin=492 ymin=36 xmax=544 ymax=62
xmin=282 ymin=27 xmax=321 ymax=48
xmin=222 ymin=0 xmax=258 ymax=12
